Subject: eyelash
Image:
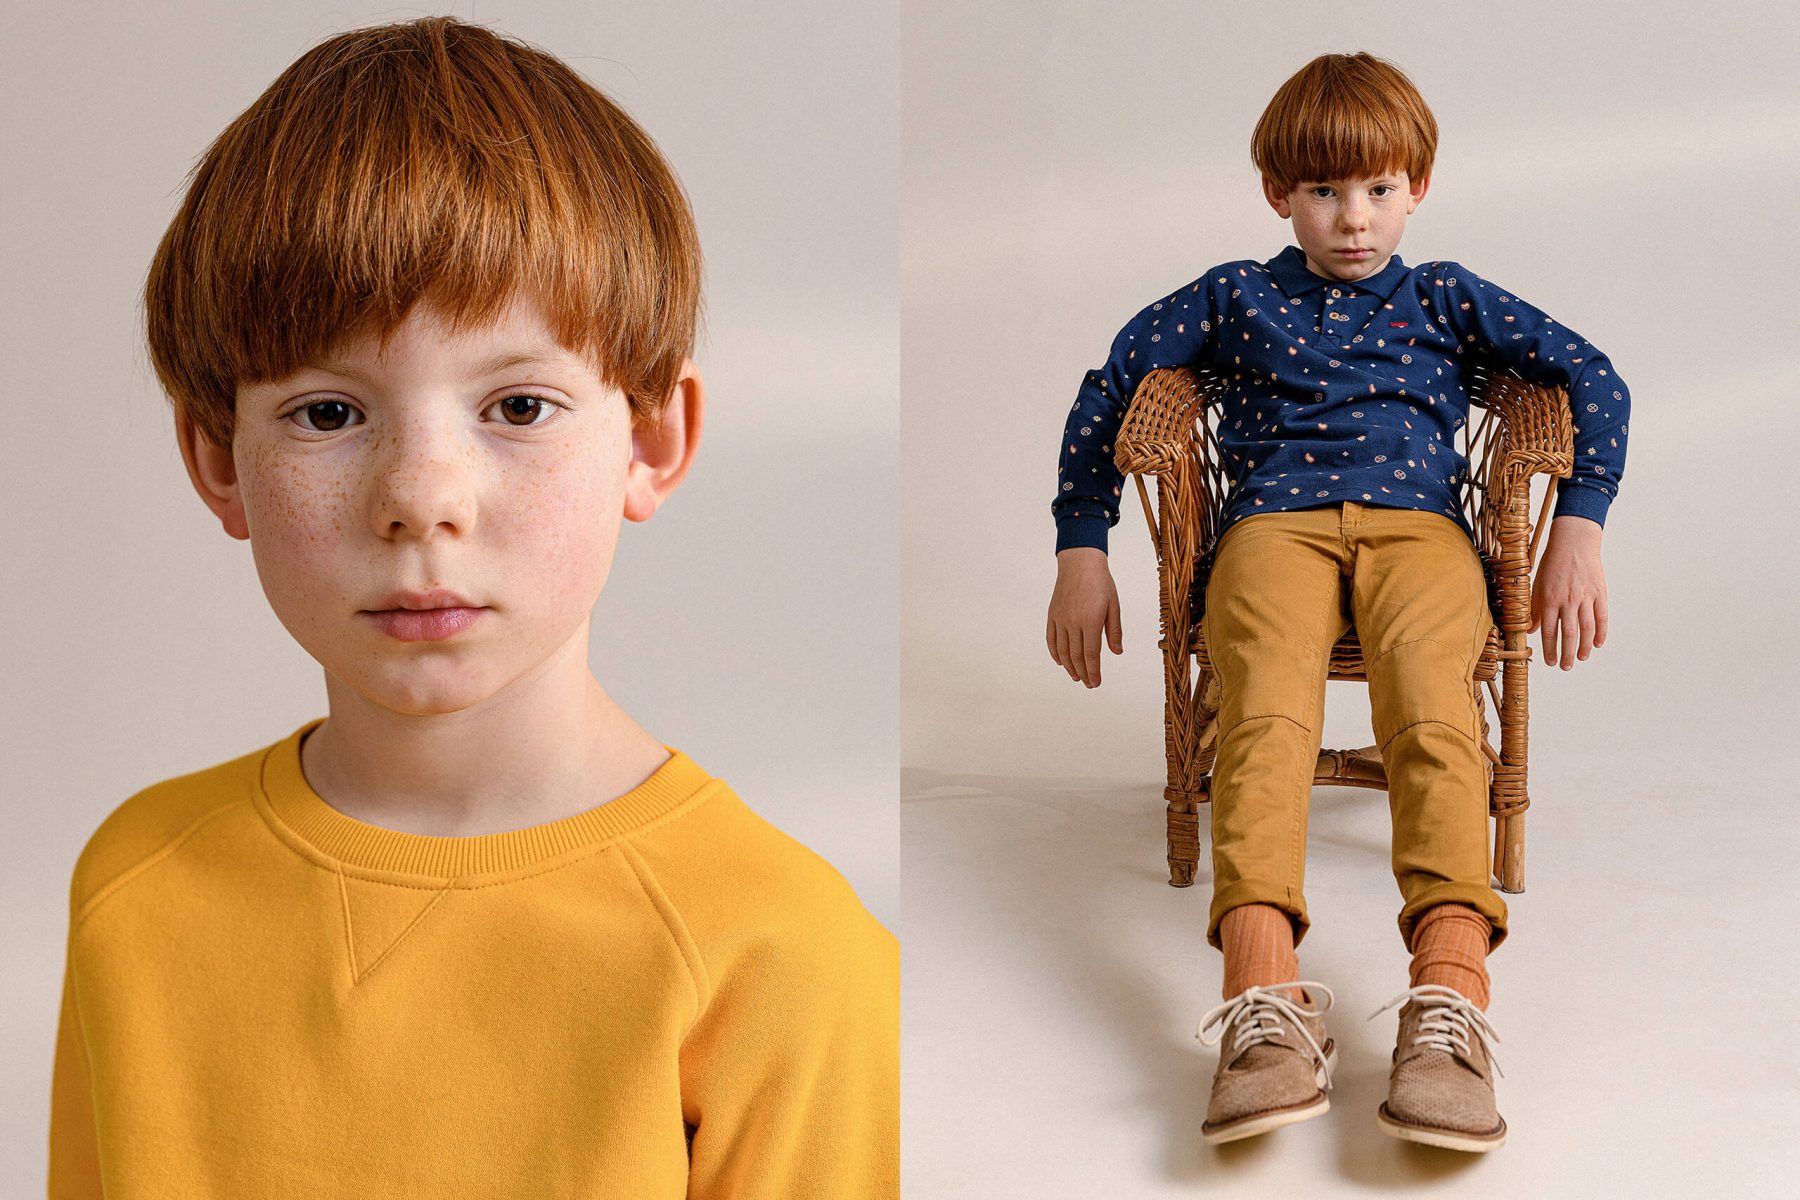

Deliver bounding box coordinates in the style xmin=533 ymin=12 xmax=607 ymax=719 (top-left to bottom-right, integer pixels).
xmin=1313 ymin=185 xmax=1395 ymax=198
xmin=280 ymin=393 xmax=569 ymax=434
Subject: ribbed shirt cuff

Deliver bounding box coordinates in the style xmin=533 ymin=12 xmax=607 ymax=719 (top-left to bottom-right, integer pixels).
xmin=1551 ymin=481 xmax=1611 ymax=527
xmin=1055 ymin=514 xmax=1110 ymax=555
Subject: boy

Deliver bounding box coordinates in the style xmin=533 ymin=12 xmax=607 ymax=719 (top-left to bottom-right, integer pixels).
xmin=49 ymin=17 xmax=897 ymax=1197
xmin=1045 ymin=52 xmax=1628 ymax=1152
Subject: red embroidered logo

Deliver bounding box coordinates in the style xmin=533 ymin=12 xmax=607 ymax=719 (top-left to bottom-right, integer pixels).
xmin=1389 ymin=321 xmax=1409 ymax=327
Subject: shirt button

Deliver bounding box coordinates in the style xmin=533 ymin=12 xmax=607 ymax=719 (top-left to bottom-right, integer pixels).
xmin=1330 ymin=311 xmax=1347 ymax=321
xmin=1330 ymin=288 xmax=1342 ymax=297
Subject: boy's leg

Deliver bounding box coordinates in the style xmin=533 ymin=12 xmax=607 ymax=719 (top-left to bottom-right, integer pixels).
xmin=1408 ymin=901 xmax=1492 ymax=1009
xmin=1219 ymin=902 xmax=1302 ymax=1002
xmin=1201 ymin=506 xmax=1352 ymax=960
xmin=1345 ymin=505 xmax=1509 ymax=957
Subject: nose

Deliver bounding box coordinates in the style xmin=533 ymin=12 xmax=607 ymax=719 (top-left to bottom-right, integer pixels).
xmin=369 ymin=420 xmax=478 ymax=540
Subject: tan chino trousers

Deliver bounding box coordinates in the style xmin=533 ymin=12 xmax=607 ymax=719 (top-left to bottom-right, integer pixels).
xmin=1199 ymin=500 xmax=1509 ymax=956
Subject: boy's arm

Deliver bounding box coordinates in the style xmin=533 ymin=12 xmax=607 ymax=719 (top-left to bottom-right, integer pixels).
xmin=678 ymin=899 xmax=899 ymax=1198
xmin=48 ymin=921 xmax=102 ymax=1198
xmin=1053 ymin=274 xmax=1223 ymax=554
xmin=1428 ymin=261 xmax=1631 ymax=527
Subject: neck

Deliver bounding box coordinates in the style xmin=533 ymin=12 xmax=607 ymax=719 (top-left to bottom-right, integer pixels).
xmin=300 ymin=630 xmax=668 ymax=836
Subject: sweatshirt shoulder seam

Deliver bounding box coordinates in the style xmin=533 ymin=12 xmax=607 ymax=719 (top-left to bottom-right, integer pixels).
xmin=616 ymin=838 xmax=711 ymax=1037
xmin=75 ymin=797 xmax=250 ymax=930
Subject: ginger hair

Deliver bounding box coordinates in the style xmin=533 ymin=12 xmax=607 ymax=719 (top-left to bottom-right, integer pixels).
xmin=144 ymin=15 xmax=702 ymax=448
xmin=1251 ymin=52 xmax=1438 ymax=196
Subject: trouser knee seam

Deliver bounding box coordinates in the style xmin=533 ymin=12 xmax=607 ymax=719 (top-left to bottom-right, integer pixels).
xmin=1363 ymin=635 xmax=1468 ymax=667
xmin=1224 ymin=712 xmax=1313 ymax=737
xmin=1377 ymin=715 xmax=1477 ymax=751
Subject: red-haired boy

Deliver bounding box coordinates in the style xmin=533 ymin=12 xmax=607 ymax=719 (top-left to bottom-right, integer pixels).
xmin=1047 ymin=51 xmax=1629 ymax=1152
xmin=50 ymin=17 xmax=897 ymax=1196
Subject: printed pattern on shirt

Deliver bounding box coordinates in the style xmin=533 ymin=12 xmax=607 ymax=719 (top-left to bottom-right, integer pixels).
xmin=1051 ymin=245 xmax=1630 ymax=554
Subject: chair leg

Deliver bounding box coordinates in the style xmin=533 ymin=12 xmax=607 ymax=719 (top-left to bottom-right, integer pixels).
xmin=1493 ymin=626 xmax=1530 ymax=894
xmin=1495 ymin=810 xmax=1525 ymax=893
xmin=1163 ymin=644 xmax=1209 ymax=888
xmin=1167 ymin=792 xmax=1200 ymax=887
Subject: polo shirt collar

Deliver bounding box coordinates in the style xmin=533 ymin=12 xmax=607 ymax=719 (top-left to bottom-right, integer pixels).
xmin=1266 ymin=243 xmax=1409 ymax=301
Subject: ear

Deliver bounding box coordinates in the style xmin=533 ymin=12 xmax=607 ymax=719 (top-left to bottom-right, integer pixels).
xmin=175 ymin=407 xmax=250 ymax=541
xmin=1407 ymin=173 xmax=1431 ymax=212
xmin=622 ymin=358 xmax=703 ymax=524
xmin=1262 ymin=176 xmax=1294 ymax=219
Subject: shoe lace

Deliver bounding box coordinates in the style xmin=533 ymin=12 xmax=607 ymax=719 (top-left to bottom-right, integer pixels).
xmin=1196 ymin=981 xmax=1336 ymax=1088
xmin=1366 ymin=983 xmax=1505 ymax=1079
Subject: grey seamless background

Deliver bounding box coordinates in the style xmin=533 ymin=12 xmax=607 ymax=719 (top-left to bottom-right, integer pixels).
xmin=901 ymin=1 xmax=1800 ymax=1195
xmin=0 ymin=1 xmax=896 ymax=1180
xmin=10 ymin=0 xmax=1800 ymax=1192
xmin=902 ymin=0 xmax=1797 ymax=780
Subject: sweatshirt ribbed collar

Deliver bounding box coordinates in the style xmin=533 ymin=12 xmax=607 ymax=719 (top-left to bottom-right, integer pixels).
xmin=255 ymin=716 xmax=716 ymax=878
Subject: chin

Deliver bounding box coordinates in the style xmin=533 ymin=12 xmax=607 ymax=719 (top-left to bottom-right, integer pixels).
xmin=338 ymin=663 xmax=502 ymax=718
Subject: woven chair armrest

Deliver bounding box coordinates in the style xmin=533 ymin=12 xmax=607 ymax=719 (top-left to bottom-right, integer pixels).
xmin=1116 ymin=367 xmax=1210 ymax=479
xmin=1467 ymin=373 xmax=1575 ymax=642
xmin=1479 ymin=375 xmax=1574 ymax=483
xmin=1114 ymin=368 xmax=1230 ymax=634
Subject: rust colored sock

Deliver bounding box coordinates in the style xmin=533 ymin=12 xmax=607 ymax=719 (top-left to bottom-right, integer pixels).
xmin=1219 ymin=903 xmax=1308 ymax=1005
xmin=1409 ymin=902 xmax=1493 ymax=1011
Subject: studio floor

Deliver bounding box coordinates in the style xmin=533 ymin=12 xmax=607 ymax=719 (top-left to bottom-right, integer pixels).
xmin=900 ymin=749 xmax=1799 ymax=1198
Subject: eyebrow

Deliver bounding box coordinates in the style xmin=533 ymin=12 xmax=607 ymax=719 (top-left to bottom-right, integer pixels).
xmin=301 ymin=348 xmax=575 ymax=384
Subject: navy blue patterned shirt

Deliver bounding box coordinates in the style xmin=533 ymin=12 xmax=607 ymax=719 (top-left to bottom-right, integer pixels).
xmin=1052 ymin=244 xmax=1631 ymax=553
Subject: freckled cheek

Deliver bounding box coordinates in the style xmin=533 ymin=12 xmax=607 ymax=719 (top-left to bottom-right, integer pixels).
xmin=495 ymin=454 xmax=622 ymax=606
xmin=239 ymin=456 xmax=361 ymax=627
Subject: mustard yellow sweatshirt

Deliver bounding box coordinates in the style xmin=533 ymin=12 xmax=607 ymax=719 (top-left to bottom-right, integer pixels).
xmin=50 ymin=717 xmax=898 ymax=1197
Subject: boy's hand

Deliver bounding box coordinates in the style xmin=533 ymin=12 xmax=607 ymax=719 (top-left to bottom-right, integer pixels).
xmin=1529 ymin=514 xmax=1609 ymax=670
xmin=1048 ymin=547 xmax=1122 ymax=687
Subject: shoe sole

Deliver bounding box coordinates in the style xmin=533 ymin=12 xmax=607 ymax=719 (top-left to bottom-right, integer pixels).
xmin=1202 ymin=1041 xmax=1338 ymax=1145
xmin=1375 ymin=1102 xmax=1507 ymax=1152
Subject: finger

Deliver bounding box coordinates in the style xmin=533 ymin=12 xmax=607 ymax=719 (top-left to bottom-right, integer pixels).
xmin=1106 ymin=596 xmax=1123 ymax=655
xmin=1068 ymin=625 xmax=1089 ymax=686
xmin=1083 ymin=624 xmax=1102 ymax=687
xmin=1046 ymin=611 xmax=1059 ymax=663
xmin=1540 ymin=607 xmax=1554 ymax=668
xmin=1594 ymin=591 xmax=1608 ymax=647
xmin=1578 ymin=597 xmax=1596 ymax=660
xmin=1560 ymin=602 xmax=1581 ymax=669
xmin=1055 ymin=623 xmax=1078 ymax=683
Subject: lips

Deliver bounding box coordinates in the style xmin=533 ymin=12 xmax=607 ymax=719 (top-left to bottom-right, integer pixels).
xmin=362 ymin=606 xmax=485 ymax=642
xmin=367 ymin=588 xmax=479 ymax=612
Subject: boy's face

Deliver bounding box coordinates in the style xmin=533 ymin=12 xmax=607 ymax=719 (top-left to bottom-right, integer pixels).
xmin=176 ymin=294 xmax=700 ymax=716
xmin=1264 ymin=169 xmax=1429 ymax=283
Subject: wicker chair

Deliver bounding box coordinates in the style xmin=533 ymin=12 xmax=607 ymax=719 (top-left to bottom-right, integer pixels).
xmin=1112 ymin=362 xmax=1575 ymax=895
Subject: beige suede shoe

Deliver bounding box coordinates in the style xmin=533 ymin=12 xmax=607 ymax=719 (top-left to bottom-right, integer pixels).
xmin=1196 ymin=981 xmax=1338 ymax=1144
xmin=1367 ymin=983 xmax=1507 ymax=1152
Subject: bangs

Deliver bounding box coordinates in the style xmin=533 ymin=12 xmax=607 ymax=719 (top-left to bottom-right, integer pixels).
xmin=145 ymin=16 xmax=702 ymax=448
xmin=1251 ymin=52 xmax=1437 ymax=197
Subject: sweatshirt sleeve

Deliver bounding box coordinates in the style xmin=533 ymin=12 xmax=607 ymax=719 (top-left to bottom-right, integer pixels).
xmin=676 ymin=873 xmax=899 ymax=1198
xmin=1430 ymin=261 xmax=1631 ymax=527
xmin=48 ymin=910 xmax=102 ymax=1197
xmin=1053 ymin=273 xmax=1223 ymax=554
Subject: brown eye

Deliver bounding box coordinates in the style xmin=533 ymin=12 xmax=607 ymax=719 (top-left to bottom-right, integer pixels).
xmin=489 ymin=394 xmax=562 ymax=427
xmin=288 ymin=400 xmax=359 ymax=432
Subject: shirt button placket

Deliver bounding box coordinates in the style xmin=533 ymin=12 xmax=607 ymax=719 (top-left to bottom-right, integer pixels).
xmin=1320 ymin=289 xmax=1345 ymax=347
